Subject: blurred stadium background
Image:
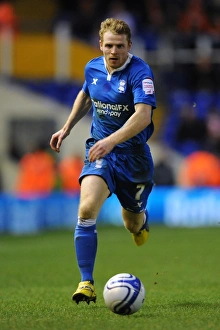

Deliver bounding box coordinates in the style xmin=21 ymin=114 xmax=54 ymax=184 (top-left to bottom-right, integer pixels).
xmin=0 ymin=0 xmax=220 ymax=234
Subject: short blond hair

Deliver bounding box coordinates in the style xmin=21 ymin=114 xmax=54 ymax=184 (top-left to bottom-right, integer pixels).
xmin=99 ymin=18 xmax=132 ymax=44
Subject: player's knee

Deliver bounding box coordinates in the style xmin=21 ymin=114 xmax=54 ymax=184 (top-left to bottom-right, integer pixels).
xmin=79 ymin=199 xmax=100 ymax=219
xmin=78 ymin=203 xmax=93 ymax=219
xmin=124 ymin=221 xmax=140 ymax=234
xmin=122 ymin=209 xmax=144 ymax=233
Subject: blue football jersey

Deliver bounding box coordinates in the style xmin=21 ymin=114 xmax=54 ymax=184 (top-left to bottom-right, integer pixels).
xmin=82 ymin=53 xmax=156 ymax=148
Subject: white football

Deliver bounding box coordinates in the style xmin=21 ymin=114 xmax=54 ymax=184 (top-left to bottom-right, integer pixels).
xmin=103 ymin=273 xmax=146 ymax=315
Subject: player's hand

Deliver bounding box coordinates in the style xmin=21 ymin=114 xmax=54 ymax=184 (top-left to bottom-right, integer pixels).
xmin=89 ymin=138 xmax=115 ymax=162
xmin=50 ymin=129 xmax=69 ymax=153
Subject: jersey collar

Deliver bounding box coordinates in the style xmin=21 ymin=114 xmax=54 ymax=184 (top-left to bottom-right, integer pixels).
xmin=104 ymin=53 xmax=133 ymax=81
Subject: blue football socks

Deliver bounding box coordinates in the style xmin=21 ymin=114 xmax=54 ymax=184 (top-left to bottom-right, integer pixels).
xmin=74 ymin=224 xmax=97 ymax=285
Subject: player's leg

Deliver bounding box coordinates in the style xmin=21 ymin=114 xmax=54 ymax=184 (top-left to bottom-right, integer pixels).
xmin=113 ymin=145 xmax=154 ymax=246
xmin=72 ymin=175 xmax=110 ymax=304
xmin=116 ymin=178 xmax=152 ymax=246
xmin=116 ymin=177 xmax=153 ymax=246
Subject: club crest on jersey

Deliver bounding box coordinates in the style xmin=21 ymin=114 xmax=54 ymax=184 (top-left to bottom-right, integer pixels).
xmin=142 ymin=78 xmax=154 ymax=94
xmin=118 ymin=80 xmax=126 ymax=93
xmin=95 ymin=159 xmax=103 ymax=168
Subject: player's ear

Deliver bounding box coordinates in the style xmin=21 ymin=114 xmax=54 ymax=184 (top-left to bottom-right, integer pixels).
xmin=99 ymin=40 xmax=103 ymax=51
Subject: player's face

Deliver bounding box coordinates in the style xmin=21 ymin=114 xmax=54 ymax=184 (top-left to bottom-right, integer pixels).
xmin=100 ymin=31 xmax=132 ymax=73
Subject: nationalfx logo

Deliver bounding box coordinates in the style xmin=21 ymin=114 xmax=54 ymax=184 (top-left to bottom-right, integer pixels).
xmin=92 ymin=99 xmax=129 ymax=118
xmin=142 ymin=78 xmax=154 ymax=95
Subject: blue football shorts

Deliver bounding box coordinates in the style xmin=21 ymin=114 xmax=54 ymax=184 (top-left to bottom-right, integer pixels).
xmin=79 ymin=138 xmax=154 ymax=213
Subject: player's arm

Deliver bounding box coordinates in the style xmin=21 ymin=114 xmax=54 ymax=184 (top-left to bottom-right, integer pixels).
xmin=89 ymin=103 xmax=152 ymax=161
xmin=111 ymin=103 xmax=152 ymax=144
xmin=50 ymin=90 xmax=91 ymax=153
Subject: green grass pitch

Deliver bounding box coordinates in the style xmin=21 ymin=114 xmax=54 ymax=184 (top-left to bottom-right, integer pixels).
xmin=0 ymin=225 xmax=219 ymax=330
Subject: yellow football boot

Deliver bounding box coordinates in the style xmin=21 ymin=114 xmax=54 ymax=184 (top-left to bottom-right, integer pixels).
xmin=72 ymin=281 xmax=96 ymax=304
xmin=132 ymin=219 xmax=149 ymax=246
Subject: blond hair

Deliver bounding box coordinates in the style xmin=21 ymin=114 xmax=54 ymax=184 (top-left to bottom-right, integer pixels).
xmin=99 ymin=18 xmax=132 ymax=43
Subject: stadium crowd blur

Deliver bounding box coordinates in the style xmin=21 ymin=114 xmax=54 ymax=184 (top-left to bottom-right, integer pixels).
xmin=0 ymin=0 xmax=19 ymax=36
xmin=53 ymin=0 xmax=220 ymax=51
xmin=5 ymin=0 xmax=220 ymax=191
xmin=14 ymin=143 xmax=84 ymax=195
